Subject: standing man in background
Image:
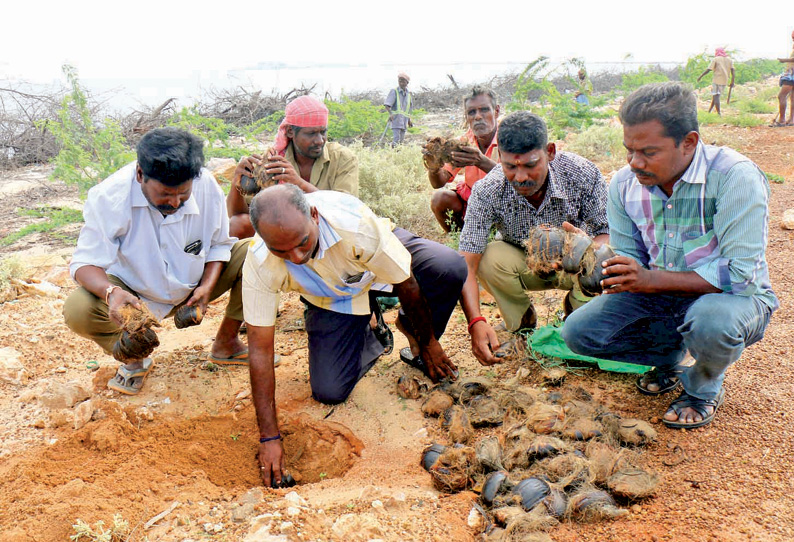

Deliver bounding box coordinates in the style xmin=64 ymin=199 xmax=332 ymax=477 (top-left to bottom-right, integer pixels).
xmin=384 ymin=73 xmax=413 ymax=145
xmin=697 ymin=48 xmax=735 ymax=116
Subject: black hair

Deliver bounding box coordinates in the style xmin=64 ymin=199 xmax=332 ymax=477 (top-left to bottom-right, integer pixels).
xmin=619 ymin=82 xmax=699 ymax=145
xmin=136 ymin=127 xmax=204 ymax=187
xmin=497 ymin=111 xmax=548 ymax=154
xmin=464 ymin=86 xmax=498 ymax=110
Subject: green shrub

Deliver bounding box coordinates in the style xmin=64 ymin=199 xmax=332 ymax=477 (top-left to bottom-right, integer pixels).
xmin=42 ymin=65 xmax=135 ymax=195
xmin=325 ymin=97 xmax=388 ymax=141
xmin=735 ymin=98 xmax=776 ymax=115
xmin=564 ymin=123 xmax=626 ymax=171
xmin=620 ymin=66 xmax=669 ymax=93
xmin=349 ymin=141 xmax=437 ymax=238
xmin=1 ymin=207 xmax=83 ymax=246
xmin=507 ymin=58 xmax=610 ymax=140
xmin=167 ymin=107 xmax=260 ymax=160
xmin=766 ymin=172 xmax=785 ymax=184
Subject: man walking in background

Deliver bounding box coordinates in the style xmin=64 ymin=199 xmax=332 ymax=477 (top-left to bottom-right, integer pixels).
xmin=384 ymin=73 xmax=413 ymax=145
xmin=697 ymin=48 xmax=735 ymax=116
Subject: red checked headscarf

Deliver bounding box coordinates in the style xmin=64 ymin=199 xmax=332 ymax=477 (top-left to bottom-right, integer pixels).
xmin=715 ymin=47 xmax=727 ymax=57
xmin=274 ymin=96 xmax=329 ymax=156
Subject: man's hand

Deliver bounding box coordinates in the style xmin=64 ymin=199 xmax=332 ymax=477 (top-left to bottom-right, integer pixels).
xmin=421 ymin=143 xmax=444 ymax=171
xmin=450 ymin=145 xmax=490 ymax=171
xmin=600 ymin=255 xmax=653 ymax=294
xmin=233 ymin=155 xmax=263 ymax=191
xmin=257 ymin=440 xmax=285 ymax=488
xmin=264 ymin=156 xmax=302 ymax=187
xmin=408 ymin=118 xmax=413 ymax=128
xmin=185 ymin=284 xmax=213 ymax=314
xmin=469 ymin=321 xmax=500 ymax=366
xmin=418 ymin=339 xmax=458 ymax=383
xmin=108 ymin=289 xmax=142 ymax=327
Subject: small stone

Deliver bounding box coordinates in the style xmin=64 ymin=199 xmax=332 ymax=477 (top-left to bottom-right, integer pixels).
xmin=631 ymin=504 xmax=642 ymax=514
xmin=73 ymin=399 xmax=95 ymax=430
xmin=286 ymin=507 xmax=300 ymax=516
xmin=650 ymin=417 xmax=660 ymax=424
xmin=239 ymin=488 xmax=264 ymax=505
xmin=284 ymin=491 xmax=307 ymax=507
xmin=39 ymin=381 xmax=91 ymax=410
xmin=232 ymin=503 xmax=256 ymax=523
xmin=358 ymin=485 xmax=379 ymax=501
xmin=279 ymin=521 xmax=295 ymax=534
xmin=781 ymin=209 xmax=794 ymax=230
xmin=371 ymin=500 xmax=385 ymax=514
xmin=32 ymin=418 xmax=46 ymax=429
xmin=236 ymin=389 xmax=252 ymax=401
xmin=467 ymin=506 xmax=486 ymax=530
xmin=54 ymin=366 xmax=68 ymax=374
xmin=412 ymin=427 xmax=428 ymax=439
xmin=0 ymin=347 xmax=26 ymax=384
xmin=383 ymin=492 xmax=407 ymax=511
xmin=331 ymin=514 xmax=383 ymax=539
xmin=48 ymin=410 xmax=72 ymax=428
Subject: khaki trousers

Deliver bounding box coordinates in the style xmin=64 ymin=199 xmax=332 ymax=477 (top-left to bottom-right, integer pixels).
xmin=477 ymin=240 xmax=592 ymax=332
xmin=63 ymin=239 xmax=248 ymax=354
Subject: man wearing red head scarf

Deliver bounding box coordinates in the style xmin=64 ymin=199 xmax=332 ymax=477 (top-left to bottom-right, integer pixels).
xmin=697 ymin=47 xmax=734 ymax=116
xmin=226 ymin=95 xmax=359 ymax=239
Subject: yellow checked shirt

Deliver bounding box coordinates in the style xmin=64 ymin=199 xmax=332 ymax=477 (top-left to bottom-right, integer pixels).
xmin=242 ymin=191 xmax=411 ymax=327
xmin=284 ymin=141 xmax=359 ymax=196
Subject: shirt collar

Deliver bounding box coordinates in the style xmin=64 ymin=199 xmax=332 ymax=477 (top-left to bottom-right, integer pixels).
xmin=544 ymin=158 xmax=568 ymax=200
xmin=314 ymin=213 xmax=341 ymax=259
xmin=466 ymin=127 xmax=498 ymax=152
xmin=677 ymin=141 xmax=707 ymax=185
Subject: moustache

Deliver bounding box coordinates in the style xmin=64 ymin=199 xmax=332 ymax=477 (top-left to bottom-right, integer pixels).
xmin=632 ymin=169 xmax=656 ymax=178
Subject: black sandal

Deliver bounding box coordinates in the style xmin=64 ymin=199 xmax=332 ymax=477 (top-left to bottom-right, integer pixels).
xmin=662 ymin=389 xmax=725 ymax=429
xmin=400 ymin=347 xmax=429 ymax=377
xmin=636 ymin=367 xmax=683 ymax=396
xmin=371 ymin=304 xmax=394 ymax=355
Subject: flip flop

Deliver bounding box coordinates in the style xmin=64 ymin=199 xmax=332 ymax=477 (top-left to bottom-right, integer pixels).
xmin=662 ymin=388 xmax=725 ymax=429
xmin=208 ymin=350 xmax=282 ymax=367
xmin=400 ymin=346 xmax=429 ymax=378
xmin=209 ymin=350 xmax=250 ymax=366
xmin=636 ymin=366 xmax=682 ymax=396
xmin=107 ymin=359 xmax=154 ymax=395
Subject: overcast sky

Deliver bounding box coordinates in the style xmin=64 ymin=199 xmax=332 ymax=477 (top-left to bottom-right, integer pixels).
xmin=2 ymin=1 xmax=790 ymax=84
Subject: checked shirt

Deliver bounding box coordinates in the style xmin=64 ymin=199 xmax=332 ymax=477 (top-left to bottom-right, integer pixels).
xmin=459 ymin=151 xmax=609 ymax=254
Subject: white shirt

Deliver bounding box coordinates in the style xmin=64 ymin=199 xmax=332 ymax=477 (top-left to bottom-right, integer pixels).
xmin=69 ymin=162 xmax=235 ymax=318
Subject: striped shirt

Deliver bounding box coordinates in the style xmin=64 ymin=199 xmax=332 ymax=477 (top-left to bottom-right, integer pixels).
xmin=459 ymin=151 xmax=609 ymax=254
xmin=609 ymin=142 xmax=778 ymax=310
xmin=242 ymin=191 xmax=412 ymax=327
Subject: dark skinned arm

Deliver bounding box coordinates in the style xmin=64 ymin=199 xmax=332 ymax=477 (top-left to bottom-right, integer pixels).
xmin=601 ymin=256 xmax=721 ymax=295
xmin=247 ymin=323 xmax=284 ymax=487
xmin=185 ymin=261 xmax=224 ymax=313
xmin=74 ymin=265 xmax=141 ymax=326
xmin=392 ymin=273 xmax=458 ymax=382
xmin=227 ymin=155 xmax=261 ymax=218
xmin=459 ymin=252 xmax=500 ymax=366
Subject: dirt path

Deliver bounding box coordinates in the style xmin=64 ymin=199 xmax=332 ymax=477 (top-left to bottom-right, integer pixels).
xmin=0 ymin=123 xmax=793 ymax=542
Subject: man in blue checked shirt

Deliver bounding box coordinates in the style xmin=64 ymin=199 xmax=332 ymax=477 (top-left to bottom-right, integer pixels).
xmin=563 ymin=82 xmax=778 ymax=429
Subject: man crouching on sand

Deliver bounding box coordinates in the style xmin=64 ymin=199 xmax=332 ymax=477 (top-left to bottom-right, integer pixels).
xmin=241 ymin=184 xmax=467 ymax=486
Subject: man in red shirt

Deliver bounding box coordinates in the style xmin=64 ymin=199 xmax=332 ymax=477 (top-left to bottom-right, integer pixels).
xmin=424 ymin=87 xmax=500 ymax=232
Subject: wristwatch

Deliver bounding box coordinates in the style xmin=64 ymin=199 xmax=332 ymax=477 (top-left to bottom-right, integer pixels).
xmin=105 ymin=285 xmax=120 ymax=305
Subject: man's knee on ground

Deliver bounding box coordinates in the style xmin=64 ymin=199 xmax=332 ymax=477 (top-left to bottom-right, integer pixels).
xmin=311 ymin=380 xmax=356 ymax=405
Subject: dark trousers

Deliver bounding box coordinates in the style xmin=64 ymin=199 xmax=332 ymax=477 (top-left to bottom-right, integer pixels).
xmin=306 ymin=228 xmax=467 ymax=404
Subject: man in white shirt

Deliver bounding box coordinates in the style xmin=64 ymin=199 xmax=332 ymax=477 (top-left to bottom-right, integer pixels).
xmin=63 ymin=128 xmax=248 ymax=394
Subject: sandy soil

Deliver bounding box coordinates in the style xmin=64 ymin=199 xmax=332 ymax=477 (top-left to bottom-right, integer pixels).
xmin=0 ymin=114 xmax=793 ymax=542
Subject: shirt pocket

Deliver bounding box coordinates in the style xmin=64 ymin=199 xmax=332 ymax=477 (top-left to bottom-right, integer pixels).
xmin=339 ymin=269 xmax=376 ymax=292
xmin=182 ymin=250 xmax=206 ymax=287
xmin=682 ymin=230 xmax=718 ymax=268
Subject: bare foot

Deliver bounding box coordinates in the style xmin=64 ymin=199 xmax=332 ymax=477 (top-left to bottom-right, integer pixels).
xmin=394 ymin=315 xmax=420 ymax=358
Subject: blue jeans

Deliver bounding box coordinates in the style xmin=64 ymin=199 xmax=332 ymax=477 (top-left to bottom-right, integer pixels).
xmin=561 ymin=292 xmax=772 ymax=401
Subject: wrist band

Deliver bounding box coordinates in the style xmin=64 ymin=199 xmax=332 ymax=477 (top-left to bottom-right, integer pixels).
xmin=105 ymin=285 xmax=119 ymax=305
xmin=259 ymin=434 xmax=282 ymax=443
xmin=467 ymin=316 xmax=487 ymax=333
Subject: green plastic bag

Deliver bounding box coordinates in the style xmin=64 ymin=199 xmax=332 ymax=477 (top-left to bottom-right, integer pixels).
xmin=528 ymin=324 xmax=651 ymax=374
